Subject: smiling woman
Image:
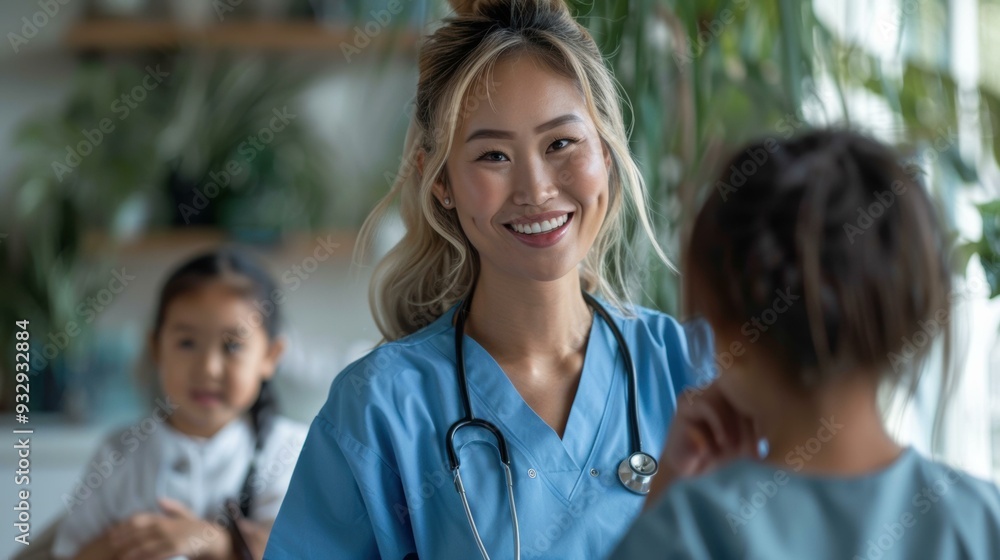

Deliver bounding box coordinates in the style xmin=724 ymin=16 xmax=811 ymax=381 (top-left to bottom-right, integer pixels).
xmin=357 ymin=0 xmax=672 ymax=340
xmin=263 ymin=1 xmax=755 ymax=559
xmin=434 ymin=54 xmax=613 ymax=296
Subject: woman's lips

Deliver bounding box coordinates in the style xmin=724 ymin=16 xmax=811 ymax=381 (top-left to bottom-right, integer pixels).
xmin=504 ymin=212 xmax=574 ymax=248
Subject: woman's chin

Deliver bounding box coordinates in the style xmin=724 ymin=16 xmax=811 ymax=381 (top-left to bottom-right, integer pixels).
xmin=481 ymin=250 xmax=586 ymax=284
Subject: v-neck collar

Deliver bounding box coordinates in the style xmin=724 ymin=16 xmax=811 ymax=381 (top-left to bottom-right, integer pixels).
xmin=435 ymin=299 xmax=622 ymax=493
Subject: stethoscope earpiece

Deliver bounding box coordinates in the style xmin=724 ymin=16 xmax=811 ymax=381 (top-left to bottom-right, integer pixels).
xmin=617 ymin=451 xmax=658 ymax=495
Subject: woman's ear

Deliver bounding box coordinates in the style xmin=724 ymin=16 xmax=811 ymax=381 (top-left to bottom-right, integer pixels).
xmin=432 ymin=181 xmax=452 ymax=208
xmin=422 ymin=151 xmax=452 ymax=208
xmin=261 ymin=336 xmax=287 ymax=381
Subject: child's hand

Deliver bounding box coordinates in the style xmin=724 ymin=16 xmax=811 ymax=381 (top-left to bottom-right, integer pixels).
xmin=232 ymin=518 xmax=272 ymax=559
xmin=647 ymin=381 xmax=759 ymax=506
xmin=108 ymin=498 xmax=233 ymax=560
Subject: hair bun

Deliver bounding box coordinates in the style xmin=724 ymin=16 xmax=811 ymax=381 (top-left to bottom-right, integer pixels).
xmin=448 ymin=0 xmax=571 ymax=17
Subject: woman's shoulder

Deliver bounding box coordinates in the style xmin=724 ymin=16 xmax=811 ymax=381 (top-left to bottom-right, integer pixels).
xmin=602 ymin=297 xmax=685 ymax=338
xmin=321 ymin=307 xmax=459 ymax=415
xmin=604 ymin=297 xmax=715 ymax=382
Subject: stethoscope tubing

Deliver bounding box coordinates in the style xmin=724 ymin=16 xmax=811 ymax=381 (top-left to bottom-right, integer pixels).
xmin=449 ymin=290 xmax=643 ymax=461
xmin=581 ymin=291 xmax=643 ymax=456
xmin=446 ymin=288 xmax=649 ymax=560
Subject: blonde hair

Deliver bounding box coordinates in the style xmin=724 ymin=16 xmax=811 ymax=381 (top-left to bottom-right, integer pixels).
xmin=356 ymin=0 xmax=672 ymax=341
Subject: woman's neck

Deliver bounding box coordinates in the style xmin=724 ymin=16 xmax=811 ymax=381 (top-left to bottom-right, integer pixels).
xmin=462 ymin=267 xmax=592 ymax=373
xmin=753 ymin=374 xmax=903 ymax=476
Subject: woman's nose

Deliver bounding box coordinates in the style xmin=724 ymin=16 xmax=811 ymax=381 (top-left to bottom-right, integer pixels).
xmin=512 ymin=155 xmax=558 ymax=207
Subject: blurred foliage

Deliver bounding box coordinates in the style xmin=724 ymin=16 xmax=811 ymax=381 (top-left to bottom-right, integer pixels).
xmin=565 ymin=0 xmax=1000 ymax=314
xmin=0 ymin=54 xmax=332 ymax=411
xmin=160 ymin=55 xmax=330 ymax=235
xmin=976 ymin=201 xmax=1000 ymax=298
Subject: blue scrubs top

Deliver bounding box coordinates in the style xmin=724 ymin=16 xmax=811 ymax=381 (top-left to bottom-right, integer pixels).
xmin=609 ymin=447 xmax=1000 ymax=559
xmin=264 ymin=300 xmax=705 ymax=559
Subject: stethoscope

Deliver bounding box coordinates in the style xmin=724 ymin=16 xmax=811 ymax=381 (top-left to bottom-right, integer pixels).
xmin=446 ymin=290 xmax=658 ymax=560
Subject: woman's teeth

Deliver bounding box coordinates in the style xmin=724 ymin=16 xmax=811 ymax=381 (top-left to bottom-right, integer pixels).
xmin=511 ymin=214 xmax=568 ymax=235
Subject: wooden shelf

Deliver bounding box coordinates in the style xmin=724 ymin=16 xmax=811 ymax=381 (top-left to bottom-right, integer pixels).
xmin=65 ymin=20 xmax=421 ymax=52
xmin=81 ymin=228 xmax=358 ymax=256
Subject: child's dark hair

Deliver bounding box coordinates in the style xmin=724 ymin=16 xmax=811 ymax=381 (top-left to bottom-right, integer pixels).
xmin=152 ymin=247 xmax=281 ymax=517
xmin=686 ymin=129 xmax=951 ymax=388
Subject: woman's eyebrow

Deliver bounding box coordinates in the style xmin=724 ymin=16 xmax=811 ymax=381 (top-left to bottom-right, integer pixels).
xmin=464 ymin=113 xmax=584 ymax=143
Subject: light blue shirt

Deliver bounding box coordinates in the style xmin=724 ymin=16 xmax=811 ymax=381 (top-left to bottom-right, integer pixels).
xmin=609 ymin=447 xmax=1000 ymax=559
xmin=264 ymin=299 xmax=705 ymax=559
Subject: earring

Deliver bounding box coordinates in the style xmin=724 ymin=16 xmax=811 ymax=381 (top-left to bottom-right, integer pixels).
xmin=443 ymin=196 xmax=451 ymax=207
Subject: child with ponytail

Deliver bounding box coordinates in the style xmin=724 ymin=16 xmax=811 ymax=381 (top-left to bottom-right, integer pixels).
xmin=611 ymin=129 xmax=1000 ymax=559
xmin=53 ymin=248 xmax=307 ymax=560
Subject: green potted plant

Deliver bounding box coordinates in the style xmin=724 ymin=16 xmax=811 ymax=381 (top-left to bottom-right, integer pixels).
xmin=159 ymin=54 xmax=331 ymax=241
xmin=0 ymin=54 xmax=333 ymax=415
xmin=0 ymin=61 xmax=169 ymax=414
xmin=563 ymin=0 xmax=1000 ymax=314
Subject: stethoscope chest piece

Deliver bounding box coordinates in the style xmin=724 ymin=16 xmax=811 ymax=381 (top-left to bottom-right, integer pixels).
xmin=618 ymin=451 xmax=657 ymax=495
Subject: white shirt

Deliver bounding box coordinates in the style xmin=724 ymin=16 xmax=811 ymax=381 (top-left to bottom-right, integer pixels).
xmin=52 ymin=414 xmax=307 ymax=559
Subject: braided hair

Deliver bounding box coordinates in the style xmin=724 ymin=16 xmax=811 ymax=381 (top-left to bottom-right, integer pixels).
xmin=152 ymin=247 xmax=282 ymax=518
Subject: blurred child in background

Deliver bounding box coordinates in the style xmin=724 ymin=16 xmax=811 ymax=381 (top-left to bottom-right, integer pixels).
xmin=611 ymin=129 xmax=1000 ymax=559
xmin=52 ymin=248 xmax=307 ymax=560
